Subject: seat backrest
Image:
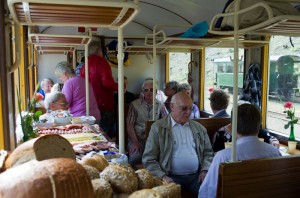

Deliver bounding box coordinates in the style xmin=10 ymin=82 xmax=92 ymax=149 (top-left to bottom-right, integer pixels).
xmin=145 ymin=117 xmax=231 ymax=143
xmin=217 ymin=155 xmax=300 ymax=197
xmin=194 ymin=118 xmax=231 ymax=143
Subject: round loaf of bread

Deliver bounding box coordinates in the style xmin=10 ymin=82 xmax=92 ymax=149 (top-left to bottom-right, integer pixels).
xmin=4 ymin=138 xmax=36 ymax=169
xmin=92 ymin=154 xmax=109 ymax=171
xmin=81 ymin=158 xmax=102 ymax=171
xmin=0 ymin=158 xmax=94 ymax=198
xmin=152 ymin=183 xmax=181 ymax=198
xmin=135 ymin=169 xmax=162 ymax=189
xmin=100 ymin=162 xmax=138 ymax=193
xmin=4 ymin=134 xmax=75 ymax=169
xmin=92 ymin=178 xmax=113 ymax=198
xmin=82 ymin=165 xmax=100 ymax=180
xmin=128 ymin=189 xmax=163 ymax=198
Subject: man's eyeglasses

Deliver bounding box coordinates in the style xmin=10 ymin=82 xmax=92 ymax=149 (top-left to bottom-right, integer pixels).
xmin=143 ymin=88 xmax=154 ymax=93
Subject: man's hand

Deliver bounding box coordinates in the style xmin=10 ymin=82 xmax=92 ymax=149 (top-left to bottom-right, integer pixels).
xmin=270 ymin=139 xmax=280 ymax=148
xmin=129 ymin=141 xmax=141 ymax=155
xmin=198 ymin=171 xmax=207 ymax=183
xmin=162 ymin=175 xmax=174 ymax=184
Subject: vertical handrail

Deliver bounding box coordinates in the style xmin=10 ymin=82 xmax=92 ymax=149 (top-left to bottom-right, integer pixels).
xmin=231 ymin=0 xmax=242 ymax=162
xmin=85 ymin=43 xmax=89 ymax=116
xmin=118 ymin=27 xmax=125 ymax=154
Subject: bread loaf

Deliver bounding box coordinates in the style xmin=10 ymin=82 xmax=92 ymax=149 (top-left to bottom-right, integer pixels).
xmin=4 ymin=134 xmax=75 ymax=169
xmin=152 ymin=183 xmax=181 ymax=198
xmin=0 ymin=158 xmax=94 ymax=198
xmin=33 ymin=134 xmax=76 ymax=161
xmin=82 ymin=165 xmax=100 ymax=180
xmin=92 ymin=154 xmax=109 ymax=171
xmin=4 ymin=138 xmax=36 ymax=169
xmin=92 ymin=178 xmax=113 ymax=198
xmin=128 ymin=189 xmax=163 ymax=198
xmin=100 ymin=162 xmax=138 ymax=193
xmin=135 ymin=169 xmax=163 ymax=189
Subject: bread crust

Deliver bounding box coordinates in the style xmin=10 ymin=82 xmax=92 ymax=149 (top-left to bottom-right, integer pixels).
xmin=135 ymin=169 xmax=163 ymax=189
xmin=152 ymin=183 xmax=181 ymax=198
xmin=0 ymin=158 xmax=94 ymax=198
xmin=128 ymin=189 xmax=163 ymax=198
xmin=4 ymin=134 xmax=75 ymax=169
xmin=100 ymin=163 xmax=138 ymax=193
xmin=92 ymin=178 xmax=113 ymax=198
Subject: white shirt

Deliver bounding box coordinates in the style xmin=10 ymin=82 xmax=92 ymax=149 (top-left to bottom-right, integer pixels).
xmin=170 ymin=116 xmax=199 ymax=175
xmin=198 ymin=136 xmax=282 ymax=198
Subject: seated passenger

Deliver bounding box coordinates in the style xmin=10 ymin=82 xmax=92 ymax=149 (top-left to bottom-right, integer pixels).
xmin=178 ymin=83 xmax=200 ymax=119
xmin=126 ymin=78 xmax=168 ymax=169
xmin=209 ymin=89 xmax=230 ymax=118
xmin=198 ymin=103 xmax=282 ymax=198
xmin=212 ymin=100 xmax=280 ymax=152
xmin=143 ymin=92 xmax=214 ymax=195
xmin=38 ymin=78 xmax=54 ymax=100
xmin=164 ymin=81 xmax=179 ymax=113
xmin=114 ymin=76 xmax=137 ymax=105
xmin=39 ymin=92 xmax=68 ymax=121
xmin=54 ymin=61 xmax=100 ymax=124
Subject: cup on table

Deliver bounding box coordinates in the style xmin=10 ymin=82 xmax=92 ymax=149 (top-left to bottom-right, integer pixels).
xmin=225 ymin=142 xmax=232 ymax=148
xmin=288 ymin=141 xmax=297 ymax=154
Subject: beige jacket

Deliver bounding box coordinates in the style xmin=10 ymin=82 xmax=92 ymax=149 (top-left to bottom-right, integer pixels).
xmin=142 ymin=114 xmax=214 ymax=178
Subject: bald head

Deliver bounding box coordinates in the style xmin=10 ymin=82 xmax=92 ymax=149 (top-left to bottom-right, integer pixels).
xmin=171 ymin=92 xmax=193 ymax=124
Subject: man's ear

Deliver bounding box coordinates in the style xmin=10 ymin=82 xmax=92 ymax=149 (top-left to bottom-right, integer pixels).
xmin=170 ymin=103 xmax=175 ymax=111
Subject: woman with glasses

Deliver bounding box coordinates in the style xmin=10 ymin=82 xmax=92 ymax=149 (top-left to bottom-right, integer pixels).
xmin=126 ymin=78 xmax=168 ymax=169
xmin=178 ymin=83 xmax=200 ymax=119
xmin=164 ymin=81 xmax=180 ymax=113
xmin=54 ymin=61 xmax=100 ymax=124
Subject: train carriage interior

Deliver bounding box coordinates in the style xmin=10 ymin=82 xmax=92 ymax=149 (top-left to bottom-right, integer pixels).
xmin=1 ymin=0 xmax=300 ymax=197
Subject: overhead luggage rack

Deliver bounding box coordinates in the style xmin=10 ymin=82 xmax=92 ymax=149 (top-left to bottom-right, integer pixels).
xmin=34 ymin=45 xmax=76 ymax=55
xmin=28 ymin=33 xmax=92 ymax=46
xmin=8 ymin=0 xmax=140 ymax=28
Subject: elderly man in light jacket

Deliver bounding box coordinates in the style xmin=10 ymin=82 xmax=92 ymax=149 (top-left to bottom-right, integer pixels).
xmin=143 ymin=92 xmax=213 ymax=195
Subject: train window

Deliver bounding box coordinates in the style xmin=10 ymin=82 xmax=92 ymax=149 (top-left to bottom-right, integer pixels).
xmin=267 ymin=36 xmax=300 ymax=139
xmin=168 ymin=52 xmax=191 ymax=83
xmin=204 ymin=48 xmax=244 ymax=114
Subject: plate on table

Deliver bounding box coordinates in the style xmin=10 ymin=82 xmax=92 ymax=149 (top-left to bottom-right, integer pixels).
xmin=71 ymin=116 xmax=96 ymax=125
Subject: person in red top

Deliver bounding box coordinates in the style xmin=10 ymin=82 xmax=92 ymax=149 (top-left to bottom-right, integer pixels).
xmin=80 ymin=37 xmax=118 ymax=137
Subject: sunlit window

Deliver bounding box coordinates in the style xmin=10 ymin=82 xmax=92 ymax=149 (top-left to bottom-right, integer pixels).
xmin=168 ymin=52 xmax=191 ymax=84
xmin=267 ymin=36 xmax=300 ymax=139
xmin=204 ymin=48 xmax=244 ymax=114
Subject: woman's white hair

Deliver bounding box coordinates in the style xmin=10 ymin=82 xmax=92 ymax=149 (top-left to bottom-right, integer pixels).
xmin=44 ymin=92 xmax=65 ymax=110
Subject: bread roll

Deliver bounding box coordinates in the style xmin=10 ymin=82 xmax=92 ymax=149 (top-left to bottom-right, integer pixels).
xmin=92 ymin=178 xmax=113 ymax=198
xmin=128 ymin=189 xmax=163 ymax=198
xmin=0 ymin=158 xmax=94 ymax=198
xmin=135 ymin=169 xmax=163 ymax=189
xmin=92 ymin=154 xmax=109 ymax=171
xmin=4 ymin=134 xmax=75 ymax=169
xmin=82 ymin=165 xmax=100 ymax=180
xmin=81 ymin=158 xmax=102 ymax=171
xmin=152 ymin=183 xmax=181 ymax=198
xmin=100 ymin=162 xmax=138 ymax=193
